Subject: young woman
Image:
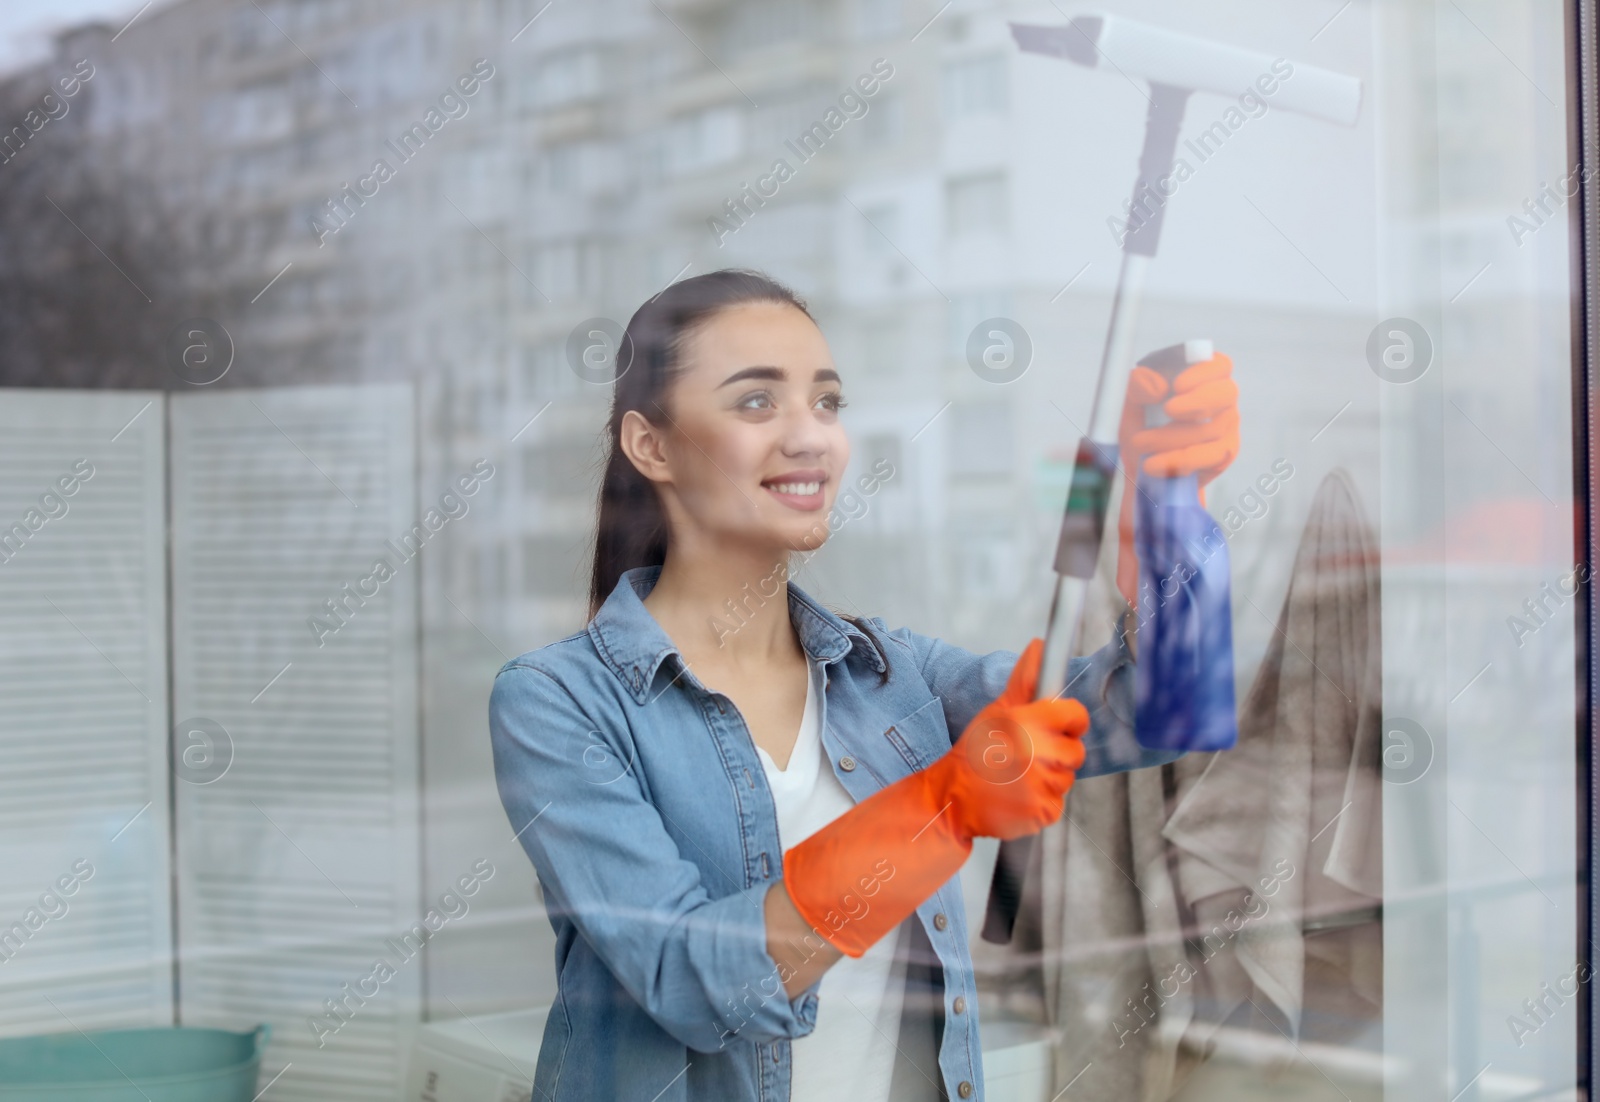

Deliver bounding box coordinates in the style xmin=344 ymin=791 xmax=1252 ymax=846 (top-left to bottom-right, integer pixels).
xmin=488 ymin=269 xmax=1240 ymax=1101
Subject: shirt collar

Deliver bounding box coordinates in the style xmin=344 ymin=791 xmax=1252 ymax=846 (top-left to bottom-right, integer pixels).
xmin=586 ymin=564 xmax=885 ymax=704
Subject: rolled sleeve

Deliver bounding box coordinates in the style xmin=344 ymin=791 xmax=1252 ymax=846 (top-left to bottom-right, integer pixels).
xmin=874 ymin=617 xmax=1182 ymax=777
xmin=488 ymin=662 xmax=818 ymax=1053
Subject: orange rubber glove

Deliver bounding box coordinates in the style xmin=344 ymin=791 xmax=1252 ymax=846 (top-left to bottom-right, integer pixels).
xmin=782 ymin=639 xmax=1088 ymax=958
xmin=1115 ymin=351 xmax=1241 ymax=605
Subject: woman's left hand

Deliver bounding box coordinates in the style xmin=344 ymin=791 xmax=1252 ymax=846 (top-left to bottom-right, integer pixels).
xmin=1115 ymin=351 xmax=1241 ymax=604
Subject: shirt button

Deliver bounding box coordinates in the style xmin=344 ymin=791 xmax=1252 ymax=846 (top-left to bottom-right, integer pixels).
xmin=958 ymin=1081 xmax=974 ymax=1098
xmin=839 ymin=756 xmax=856 ymax=772
xmin=933 ymin=912 xmax=948 ymax=931
xmin=952 ymin=995 xmax=966 ymax=1015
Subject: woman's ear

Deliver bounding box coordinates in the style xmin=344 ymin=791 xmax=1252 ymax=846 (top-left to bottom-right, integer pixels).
xmin=619 ymin=409 xmax=672 ymax=485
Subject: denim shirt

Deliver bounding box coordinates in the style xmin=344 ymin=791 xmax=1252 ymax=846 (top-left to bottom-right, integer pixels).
xmin=487 ymin=565 xmax=1177 ymax=1102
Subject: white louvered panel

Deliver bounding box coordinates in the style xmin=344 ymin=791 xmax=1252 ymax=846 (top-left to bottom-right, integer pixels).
xmin=170 ymin=385 xmax=420 ymax=1100
xmin=0 ymin=390 xmax=173 ymax=1035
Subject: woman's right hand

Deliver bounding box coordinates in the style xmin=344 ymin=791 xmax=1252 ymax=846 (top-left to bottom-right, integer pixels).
xmin=931 ymin=638 xmax=1089 ymax=841
xmin=780 ymin=638 xmax=1088 ymax=961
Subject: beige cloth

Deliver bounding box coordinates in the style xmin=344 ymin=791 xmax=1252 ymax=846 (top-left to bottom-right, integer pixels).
xmin=974 ymin=469 xmax=1383 ymax=1101
xmin=1163 ymin=467 xmax=1384 ymax=1030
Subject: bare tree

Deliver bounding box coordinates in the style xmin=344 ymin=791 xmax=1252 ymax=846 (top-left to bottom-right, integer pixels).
xmin=0 ymin=61 xmax=239 ymax=390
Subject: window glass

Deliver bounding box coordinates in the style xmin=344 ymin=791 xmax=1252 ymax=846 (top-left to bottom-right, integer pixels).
xmin=0 ymin=1 xmax=1582 ymax=1100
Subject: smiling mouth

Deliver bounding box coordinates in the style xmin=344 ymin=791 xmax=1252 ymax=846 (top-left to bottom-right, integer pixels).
xmin=765 ymin=479 xmax=821 ymax=495
xmin=761 ymin=476 xmax=826 ymax=510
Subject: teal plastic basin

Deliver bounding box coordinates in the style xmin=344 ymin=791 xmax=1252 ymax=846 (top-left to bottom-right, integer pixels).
xmin=0 ymin=1024 xmax=268 ymax=1101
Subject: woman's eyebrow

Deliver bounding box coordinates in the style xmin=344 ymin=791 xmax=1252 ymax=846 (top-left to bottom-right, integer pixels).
xmin=717 ymin=365 xmax=784 ymax=388
xmin=716 ymin=366 xmax=841 ymax=387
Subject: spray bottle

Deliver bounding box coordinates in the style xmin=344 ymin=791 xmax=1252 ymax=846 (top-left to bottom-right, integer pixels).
xmin=1131 ymin=339 xmax=1238 ymax=752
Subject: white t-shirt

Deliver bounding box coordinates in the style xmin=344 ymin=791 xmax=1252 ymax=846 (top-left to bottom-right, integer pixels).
xmin=756 ymin=657 xmax=911 ymax=1102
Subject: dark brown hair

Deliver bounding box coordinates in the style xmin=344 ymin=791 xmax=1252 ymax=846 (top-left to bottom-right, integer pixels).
xmin=587 ymin=268 xmax=888 ymax=675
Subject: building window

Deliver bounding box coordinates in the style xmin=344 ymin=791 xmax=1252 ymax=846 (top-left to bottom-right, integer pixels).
xmin=525 ymin=239 xmax=606 ymax=304
xmin=857 ymin=0 xmax=901 ymax=38
xmin=522 ymin=340 xmax=580 ymax=401
xmin=666 ymin=104 xmax=743 ymax=175
xmin=946 ymin=172 xmax=1009 ymax=237
xmin=858 ymin=432 xmax=903 ymax=481
xmin=857 ymin=318 xmax=904 ymax=379
xmin=521 ymin=533 xmax=590 ymax=597
xmin=859 ymin=202 xmax=899 ymax=254
xmin=942 ymin=54 xmax=1008 ymax=117
xmin=521 ymin=438 xmax=597 ymax=501
xmin=945 ymin=290 xmax=1013 ymax=359
xmin=723 ymin=0 xmax=820 ymax=57
xmin=545 ymin=142 xmax=583 ymax=192
xmin=948 ymin=401 xmax=1013 ymax=478
xmin=520 ymin=49 xmax=603 ymax=111
xmin=857 ymin=92 xmax=903 ymax=147
xmin=954 ymin=532 xmax=1017 ymax=599
xmin=748 ymin=83 xmax=834 ymax=152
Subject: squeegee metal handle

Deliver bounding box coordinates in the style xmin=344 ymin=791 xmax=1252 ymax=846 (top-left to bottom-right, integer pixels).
xmin=980 ymin=251 xmax=1148 ymax=946
xmin=1037 ymin=249 xmax=1148 ymax=694
xmin=981 ymin=81 xmax=1172 ymax=946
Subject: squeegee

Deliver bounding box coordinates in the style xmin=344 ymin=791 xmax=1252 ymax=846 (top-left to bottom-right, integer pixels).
xmin=981 ymin=12 xmax=1361 ymax=944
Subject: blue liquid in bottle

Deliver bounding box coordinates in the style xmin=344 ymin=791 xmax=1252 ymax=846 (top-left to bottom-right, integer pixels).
xmin=1130 ymin=349 xmax=1239 ymax=753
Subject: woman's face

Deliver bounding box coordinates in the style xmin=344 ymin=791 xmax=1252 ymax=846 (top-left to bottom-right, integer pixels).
xmin=632 ymin=300 xmax=850 ymax=556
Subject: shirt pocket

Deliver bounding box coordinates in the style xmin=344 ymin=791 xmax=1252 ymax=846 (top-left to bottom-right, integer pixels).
xmin=881 ymin=695 xmax=950 ymax=772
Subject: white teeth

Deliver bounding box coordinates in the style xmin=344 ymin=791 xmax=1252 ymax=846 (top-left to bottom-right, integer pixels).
xmin=767 ymin=481 xmax=821 ymax=496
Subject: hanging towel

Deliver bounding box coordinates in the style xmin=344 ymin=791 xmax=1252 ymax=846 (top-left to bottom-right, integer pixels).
xmin=975 ymin=468 xmax=1383 ymax=1101
xmin=1161 ymin=466 xmax=1383 ymax=1036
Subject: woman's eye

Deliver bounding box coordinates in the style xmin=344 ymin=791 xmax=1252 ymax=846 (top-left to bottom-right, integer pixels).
xmin=737 ymin=390 xmax=775 ymax=411
xmin=816 ymin=391 xmax=848 ymax=412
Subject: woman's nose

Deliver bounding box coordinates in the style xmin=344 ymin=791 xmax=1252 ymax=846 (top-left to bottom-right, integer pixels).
xmin=778 ymin=403 xmax=831 ymax=456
